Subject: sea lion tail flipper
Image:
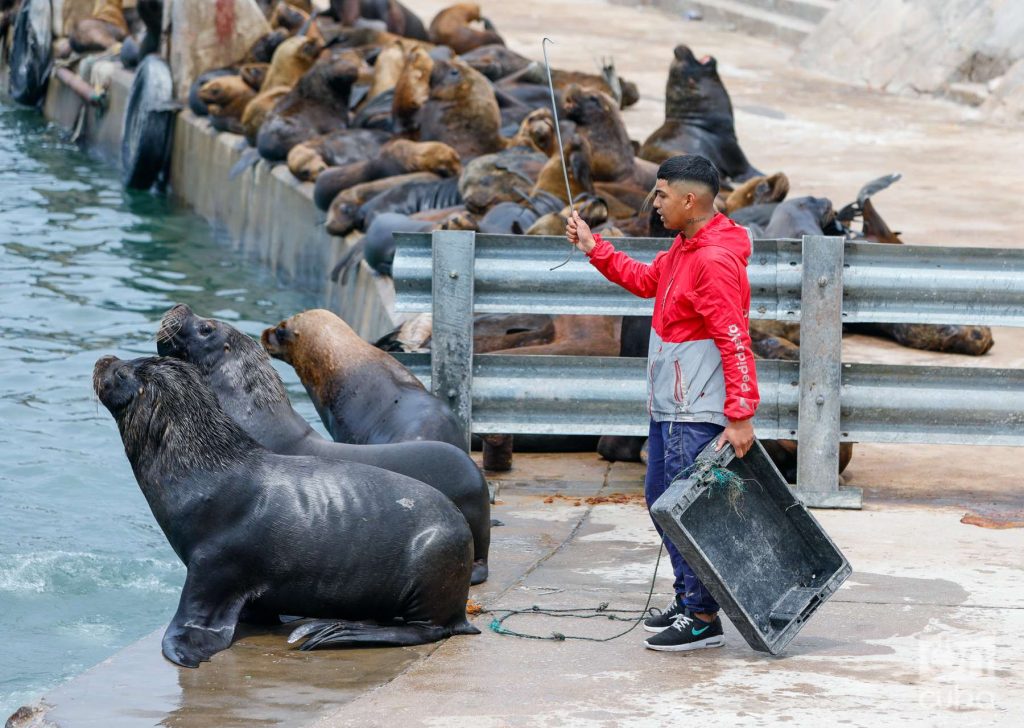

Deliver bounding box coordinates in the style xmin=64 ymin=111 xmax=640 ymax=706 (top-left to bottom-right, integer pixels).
xmin=228 ymin=148 xmax=262 ymax=181
xmin=289 ymin=619 xmax=473 ymax=649
xmin=329 ymin=239 xmax=365 ymax=283
xmin=856 ymin=172 xmax=902 ymax=207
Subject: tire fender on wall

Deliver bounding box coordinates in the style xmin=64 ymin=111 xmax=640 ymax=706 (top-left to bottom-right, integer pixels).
xmin=9 ymin=0 xmax=53 ymax=107
xmin=121 ymin=55 xmax=176 ymax=190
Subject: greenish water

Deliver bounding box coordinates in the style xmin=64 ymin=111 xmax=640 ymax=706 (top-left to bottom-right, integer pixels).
xmin=0 ymin=102 xmax=325 ymax=716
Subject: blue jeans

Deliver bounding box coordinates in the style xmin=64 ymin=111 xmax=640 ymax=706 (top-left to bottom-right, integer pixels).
xmin=645 ymin=419 xmax=724 ymax=613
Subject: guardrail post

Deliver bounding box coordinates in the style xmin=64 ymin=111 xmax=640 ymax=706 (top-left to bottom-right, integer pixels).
xmin=796 ymin=236 xmax=862 ymax=509
xmin=431 ymin=229 xmax=475 ymax=451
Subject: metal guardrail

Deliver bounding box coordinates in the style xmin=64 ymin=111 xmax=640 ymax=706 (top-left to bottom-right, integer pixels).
xmin=393 ymin=232 xmax=1024 ymax=509
xmin=394 ymin=234 xmax=1024 ymax=326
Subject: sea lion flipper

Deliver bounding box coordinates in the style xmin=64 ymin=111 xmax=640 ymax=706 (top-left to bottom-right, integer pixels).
xmin=289 ymin=619 xmax=476 ymax=650
xmin=161 ymin=572 xmax=244 ymax=668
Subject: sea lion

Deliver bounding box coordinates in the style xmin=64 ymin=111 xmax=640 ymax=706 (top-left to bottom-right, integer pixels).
xmin=349 ymin=177 xmax=463 ymax=233
xmin=525 ymin=194 xmax=609 ymax=237
xmin=241 ymin=86 xmax=290 ymax=146
xmin=246 ymin=28 xmax=290 ymax=64
xmin=312 ymin=138 xmax=461 ymax=201
xmin=261 ymin=34 xmax=322 ymax=91
xmin=640 ymin=45 xmax=761 ymax=183
xmin=563 ymin=84 xmax=636 ymax=183
xmin=476 ymin=193 xmax=564 ymax=235
xmin=724 ymin=172 xmax=790 ymax=215
xmin=263 ymin=309 xmax=466 ymax=449
xmin=334 ymin=0 xmax=429 ymax=40
xmin=460 ymin=43 xmax=530 ymax=81
xmin=69 ymin=0 xmax=128 ymax=54
xmin=531 ymin=132 xmax=595 ymax=206
xmin=458 ymin=146 xmax=547 ymax=215
xmin=155 ymin=305 xmax=491 ymax=585
xmin=286 ymin=128 xmax=390 ymax=182
xmin=375 ymin=313 xmax=557 ymax=354
xmin=93 ymin=354 xmax=478 ymax=667
xmin=413 ymin=55 xmax=505 ymax=160
xmin=198 ymin=76 xmax=256 ymax=135
xmin=240 ymin=63 xmax=269 ymax=90
xmin=428 ymin=3 xmax=503 ymax=55
xmin=324 ymin=171 xmax=443 ymax=234
xmin=188 ymin=68 xmax=238 ymax=117
xmin=257 ymin=51 xmax=361 ymax=161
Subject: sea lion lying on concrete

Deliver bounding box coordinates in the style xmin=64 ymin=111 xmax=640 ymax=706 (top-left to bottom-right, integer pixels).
xmin=93 ymin=354 xmax=477 ymax=667
xmin=312 ymin=138 xmax=461 ymax=202
xmin=261 ymin=34 xmax=323 ymax=91
xmin=198 ymin=76 xmax=256 ymax=135
xmin=375 ymin=313 xmax=558 ymax=354
xmin=286 ymin=128 xmax=391 ymax=182
xmin=69 ymin=0 xmax=128 ymax=54
xmin=476 ymin=192 xmax=563 ymax=235
xmin=257 ymin=50 xmax=361 ymax=161
xmin=188 ymin=68 xmax=239 ymax=117
xmin=263 ymin=309 xmax=466 ymax=449
xmin=429 ymin=3 xmax=503 ymax=55
xmin=328 ymin=175 xmax=463 ymax=235
xmin=334 ymin=0 xmax=429 ymax=40
xmin=640 ymin=45 xmax=761 ymax=183
xmin=156 ymin=305 xmax=491 ymax=585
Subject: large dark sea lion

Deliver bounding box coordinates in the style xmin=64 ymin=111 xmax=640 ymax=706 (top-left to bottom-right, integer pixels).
xmin=263 ymin=309 xmax=466 ymax=449
xmin=93 ymin=355 xmax=478 ymax=666
xmin=639 ymin=45 xmax=761 ymax=183
xmin=156 ymin=305 xmax=491 ymax=585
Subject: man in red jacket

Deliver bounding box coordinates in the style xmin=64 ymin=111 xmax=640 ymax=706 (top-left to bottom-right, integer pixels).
xmin=567 ymin=154 xmax=759 ymax=652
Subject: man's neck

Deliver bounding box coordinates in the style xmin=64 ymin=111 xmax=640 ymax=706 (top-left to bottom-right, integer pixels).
xmin=681 ymin=210 xmax=717 ymax=240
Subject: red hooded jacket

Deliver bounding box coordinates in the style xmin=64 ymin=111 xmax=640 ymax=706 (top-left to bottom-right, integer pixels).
xmin=587 ymin=213 xmax=759 ymax=423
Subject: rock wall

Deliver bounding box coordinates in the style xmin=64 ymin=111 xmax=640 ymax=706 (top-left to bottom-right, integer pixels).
xmin=798 ymin=0 xmax=1024 ymax=120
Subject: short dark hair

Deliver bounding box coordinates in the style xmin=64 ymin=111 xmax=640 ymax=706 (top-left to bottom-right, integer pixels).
xmin=656 ymin=155 xmax=720 ymax=197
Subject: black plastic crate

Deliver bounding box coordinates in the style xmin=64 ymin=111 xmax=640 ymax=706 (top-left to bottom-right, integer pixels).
xmin=650 ymin=439 xmax=851 ymax=655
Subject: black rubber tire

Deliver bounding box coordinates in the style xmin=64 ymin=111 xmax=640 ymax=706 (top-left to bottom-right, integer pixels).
xmin=121 ymin=55 xmax=175 ymax=190
xmin=8 ymin=0 xmax=52 ymax=107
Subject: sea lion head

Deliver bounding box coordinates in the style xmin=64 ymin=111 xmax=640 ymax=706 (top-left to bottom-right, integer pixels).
xmin=428 ymin=56 xmax=484 ymax=103
xmin=262 ymin=309 xmax=371 ymax=392
xmin=157 ymin=305 xmax=290 ymax=407
xmin=665 ymin=44 xmax=732 ymax=122
xmin=509 ymin=108 xmax=555 ymax=156
xmin=198 ymin=76 xmax=254 ymax=116
xmin=93 ymin=355 xmax=249 ymax=473
xmin=564 ymin=84 xmax=617 ymax=126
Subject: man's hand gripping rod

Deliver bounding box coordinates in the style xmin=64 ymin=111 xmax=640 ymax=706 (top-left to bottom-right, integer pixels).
xmin=543 ymin=38 xmax=575 ymax=271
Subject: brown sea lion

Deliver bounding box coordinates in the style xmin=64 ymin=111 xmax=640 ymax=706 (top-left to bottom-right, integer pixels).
xmin=285 ymin=128 xmax=390 ymax=182
xmin=497 ymin=63 xmax=635 ymax=110
xmin=257 ymin=51 xmax=361 ymax=161
xmin=525 ymin=195 xmax=609 ymax=237
xmin=334 ymin=0 xmax=429 ymax=41
xmin=563 ymin=84 xmax=635 ymax=183
xmin=69 ymin=0 xmax=128 ymax=54
xmin=639 ymin=45 xmax=761 ymax=183
xmin=458 ymin=144 xmax=547 ymax=215
xmin=428 ymin=3 xmax=503 ymax=55
xmin=392 ymin=45 xmax=435 ymax=133
xmin=531 ymin=133 xmax=594 ymax=206
xmin=365 ymin=39 xmax=414 ymax=101
xmin=311 ymin=138 xmax=461 ymax=197
xmin=415 ymin=55 xmax=505 ymax=160
xmin=261 ymin=34 xmax=323 ymax=91
xmin=724 ymin=172 xmax=790 ymax=214
xmin=198 ymin=76 xmax=257 ymax=135
xmin=242 ymin=86 xmax=290 ymax=146
xmin=375 ymin=313 xmax=558 ymax=354
xmin=262 ymin=309 xmax=466 ymax=448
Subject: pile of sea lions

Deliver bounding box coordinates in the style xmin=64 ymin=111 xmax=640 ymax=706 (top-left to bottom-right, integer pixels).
xmin=50 ymin=0 xmax=993 ymax=478
xmin=93 ymin=303 xmax=492 ymax=666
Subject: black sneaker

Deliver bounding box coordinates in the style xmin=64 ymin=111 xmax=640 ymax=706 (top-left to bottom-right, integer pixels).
xmin=644 ymin=612 xmax=725 ymax=652
xmin=643 ymin=597 xmax=687 ymax=633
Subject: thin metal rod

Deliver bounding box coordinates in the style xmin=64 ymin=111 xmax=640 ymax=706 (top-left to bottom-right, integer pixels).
xmin=542 ymin=37 xmax=575 ymax=271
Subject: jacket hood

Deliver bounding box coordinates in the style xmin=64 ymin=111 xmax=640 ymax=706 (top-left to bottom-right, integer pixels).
xmin=680 ymin=212 xmax=752 ymax=262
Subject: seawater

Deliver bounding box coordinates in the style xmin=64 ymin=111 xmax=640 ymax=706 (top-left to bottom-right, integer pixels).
xmin=0 ymin=101 xmax=326 ymax=716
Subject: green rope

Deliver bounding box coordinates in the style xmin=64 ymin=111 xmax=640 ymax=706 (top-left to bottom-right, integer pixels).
xmin=484 ymin=541 xmax=665 ymax=643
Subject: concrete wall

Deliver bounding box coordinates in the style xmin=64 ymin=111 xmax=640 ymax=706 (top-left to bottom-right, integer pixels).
xmin=798 ymin=0 xmax=1024 ymax=119
xmin=23 ymin=64 xmax=400 ymax=342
